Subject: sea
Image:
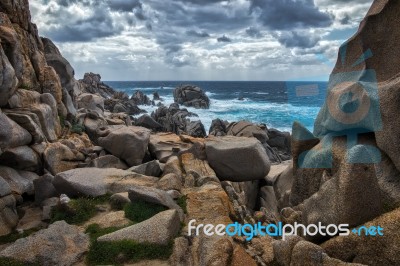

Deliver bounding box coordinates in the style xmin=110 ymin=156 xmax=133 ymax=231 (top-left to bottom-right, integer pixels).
xmin=104 ymin=81 xmax=328 ymax=133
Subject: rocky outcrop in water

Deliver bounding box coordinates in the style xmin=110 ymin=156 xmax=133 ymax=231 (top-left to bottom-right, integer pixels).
xmin=151 ymin=103 xmax=207 ymax=137
xmin=173 ymin=84 xmax=210 ymax=109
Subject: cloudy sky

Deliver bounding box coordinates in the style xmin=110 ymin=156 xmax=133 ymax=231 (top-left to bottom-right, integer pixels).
xmin=30 ymin=0 xmax=373 ymax=81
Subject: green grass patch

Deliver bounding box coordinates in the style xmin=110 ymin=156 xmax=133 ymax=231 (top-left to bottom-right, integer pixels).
xmin=51 ymin=195 xmax=111 ymax=225
xmin=0 ymin=229 xmax=37 ymax=245
xmin=124 ymin=200 xmax=167 ymax=223
xmin=0 ymin=258 xmax=39 ymax=266
xmin=71 ymin=124 xmax=85 ymax=135
xmin=86 ymin=239 xmax=173 ymax=265
xmin=85 ymin=224 xmax=125 ymax=241
xmin=176 ymin=195 xmax=187 ymax=214
xmin=85 ymin=223 xmax=173 ymax=265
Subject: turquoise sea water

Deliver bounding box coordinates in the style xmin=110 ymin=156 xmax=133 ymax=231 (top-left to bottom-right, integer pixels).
xmin=105 ymin=81 xmax=328 ymax=133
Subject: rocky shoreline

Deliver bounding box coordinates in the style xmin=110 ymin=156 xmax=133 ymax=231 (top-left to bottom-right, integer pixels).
xmin=1 ymin=0 xmax=400 ymax=265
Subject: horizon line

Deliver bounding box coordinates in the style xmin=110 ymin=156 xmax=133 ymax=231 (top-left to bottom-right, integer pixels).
xmin=103 ymin=80 xmax=329 ymax=82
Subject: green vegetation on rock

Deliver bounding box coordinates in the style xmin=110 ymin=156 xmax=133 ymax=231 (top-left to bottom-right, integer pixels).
xmin=85 ymin=224 xmax=172 ymax=265
xmin=0 ymin=258 xmax=39 ymax=266
xmin=177 ymin=195 xmax=187 ymax=214
xmin=0 ymin=229 xmax=38 ymax=245
xmin=123 ymin=200 xmax=168 ymax=223
xmin=51 ymin=195 xmax=110 ymax=225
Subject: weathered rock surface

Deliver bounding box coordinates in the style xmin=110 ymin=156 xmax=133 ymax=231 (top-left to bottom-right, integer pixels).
xmin=136 ymin=114 xmax=163 ymax=131
xmin=79 ymin=72 xmax=116 ymax=99
xmin=42 ymin=37 xmax=78 ymax=113
xmin=226 ymin=120 xmax=269 ymax=143
xmin=33 ymin=173 xmax=57 ymax=205
xmin=8 ymin=89 xmax=61 ymax=141
xmin=0 ymin=221 xmax=89 ymax=266
xmin=76 ymin=93 xmax=104 ymax=115
xmin=88 ymin=155 xmax=128 ymax=170
xmin=0 ymin=43 xmax=18 ymax=107
xmin=131 ymin=90 xmax=152 ymax=105
xmin=302 ymin=145 xmax=383 ymax=233
xmin=0 ymin=166 xmax=38 ymax=195
xmin=0 ymin=194 xmax=18 ymax=236
xmin=98 ymin=209 xmax=180 ymax=245
xmin=0 ymin=145 xmax=41 ymax=172
xmin=43 ymin=142 xmax=85 ymax=175
xmin=205 ymin=136 xmax=270 ymax=181
xmin=53 ymin=168 xmax=159 ymax=197
xmin=128 ymin=185 xmax=182 ymax=212
xmin=129 ymin=160 xmax=163 ymax=177
xmin=209 ymin=118 xmax=228 ymax=136
xmin=98 ymin=125 xmax=150 ymax=166
xmin=174 ymin=85 xmax=210 ymax=109
xmin=149 ymin=133 xmax=193 ymax=163
xmin=152 ymin=104 xmax=206 ymax=137
xmin=0 ymin=109 xmax=32 ymax=149
xmin=322 ymin=207 xmax=400 ymax=265
xmin=184 ymin=183 xmax=233 ymax=225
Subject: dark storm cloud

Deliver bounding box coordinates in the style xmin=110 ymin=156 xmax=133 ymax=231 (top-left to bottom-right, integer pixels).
xmin=250 ymin=0 xmax=333 ymax=30
xmin=246 ymin=27 xmax=262 ymax=38
xmin=174 ymin=0 xmax=230 ymax=5
xmin=217 ymin=35 xmax=232 ymax=42
xmin=107 ymin=0 xmax=142 ymax=12
xmin=275 ymin=31 xmax=321 ymax=48
xmin=186 ymin=30 xmax=210 ymax=38
xmin=147 ymin=1 xmax=252 ymax=32
xmin=40 ymin=0 xmax=148 ymax=42
xmin=46 ymin=10 xmax=121 ymax=42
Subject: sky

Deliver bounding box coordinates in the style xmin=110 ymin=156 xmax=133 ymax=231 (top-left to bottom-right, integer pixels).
xmin=30 ymin=0 xmax=374 ymax=81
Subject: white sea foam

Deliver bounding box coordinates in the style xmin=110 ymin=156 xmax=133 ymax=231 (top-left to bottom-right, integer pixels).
xmin=134 ymin=92 xmax=319 ymax=133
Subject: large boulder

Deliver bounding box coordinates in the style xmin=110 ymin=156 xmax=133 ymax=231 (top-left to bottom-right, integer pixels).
xmin=42 ymin=38 xmax=78 ymax=94
xmin=184 ymin=183 xmax=234 ymax=225
xmin=0 ymin=176 xmax=18 ymax=236
xmin=302 ymin=144 xmax=383 ymax=234
xmin=128 ymin=185 xmax=182 ymax=212
xmin=173 ymin=85 xmax=210 ymax=109
xmin=0 ymin=166 xmax=38 ymax=195
xmin=0 ymin=194 xmax=18 ymax=236
xmin=0 ymin=221 xmax=89 ymax=266
xmin=152 ymin=103 xmax=205 ymax=137
xmin=8 ymin=89 xmax=61 ymax=142
xmin=98 ymin=210 xmax=180 ymax=245
xmin=4 ymin=109 xmax=47 ymax=144
xmin=79 ymin=72 xmax=116 ymax=99
xmin=205 ymin=136 xmax=270 ymax=181
xmin=209 ymin=118 xmax=228 ymax=136
xmin=186 ymin=120 xmax=206 ymax=138
xmin=97 ymin=125 xmax=150 ymax=166
xmin=0 ymin=146 xmax=41 ymax=172
xmin=0 ymin=109 xmax=32 ymax=149
xmin=148 ymin=133 xmax=193 ymax=163
xmin=0 ymin=9 xmax=44 ymax=91
xmin=88 ymin=155 xmax=128 ymax=170
xmin=53 ymin=168 xmax=159 ymax=197
xmin=76 ymin=93 xmax=104 ymax=115
xmin=43 ymin=142 xmax=85 ymax=175
xmin=136 ymin=114 xmax=163 ymax=131
xmin=130 ymin=90 xmax=152 ymax=105
xmin=129 ymin=160 xmax=163 ymax=177
xmin=226 ymin=120 xmax=269 ymax=143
